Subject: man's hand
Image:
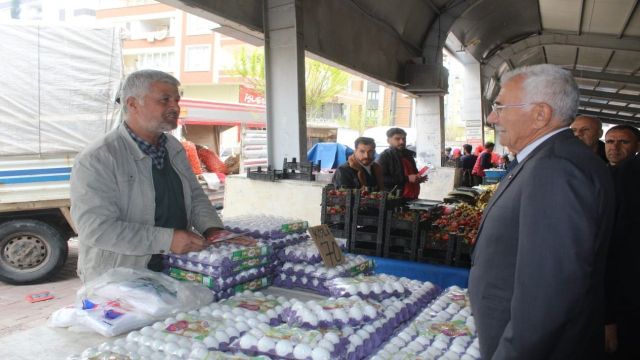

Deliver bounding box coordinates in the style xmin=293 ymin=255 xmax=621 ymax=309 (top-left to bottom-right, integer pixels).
xmin=170 ymin=230 xmax=207 ymax=254
xmin=605 ymin=324 xmax=618 ymax=353
xmin=408 ymin=174 xmax=420 ymax=183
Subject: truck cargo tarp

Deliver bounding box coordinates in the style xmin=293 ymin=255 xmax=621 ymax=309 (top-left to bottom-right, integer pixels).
xmin=0 ymin=24 xmax=122 ymax=156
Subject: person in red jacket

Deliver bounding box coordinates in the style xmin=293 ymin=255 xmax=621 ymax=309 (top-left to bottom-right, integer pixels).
xmin=471 ymin=142 xmax=496 ymax=185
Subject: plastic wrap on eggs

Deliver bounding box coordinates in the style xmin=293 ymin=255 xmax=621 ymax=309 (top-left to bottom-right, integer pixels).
xmin=277 ymin=239 xmax=348 ymax=264
xmin=279 ymin=296 xmax=382 ymax=329
xmin=324 ymin=274 xmax=411 ymax=301
xmin=214 ymin=291 xmax=289 ymax=326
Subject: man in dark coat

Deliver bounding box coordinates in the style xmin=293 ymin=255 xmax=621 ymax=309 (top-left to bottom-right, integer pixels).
xmin=469 ymin=64 xmax=614 ymax=359
xmin=332 ymin=137 xmax=383 ymax=190
xmin=376 ymin=128 xmax=425 ymax=199
xmin=571 ymin=115 xmax=607 ymax=163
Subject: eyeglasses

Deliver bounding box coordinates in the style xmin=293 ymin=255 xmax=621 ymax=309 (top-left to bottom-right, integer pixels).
xmin=491 ymin=102 xmax=531 ymax=117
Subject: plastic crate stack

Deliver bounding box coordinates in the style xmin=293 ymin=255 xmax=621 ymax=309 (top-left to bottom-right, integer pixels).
xmin=273 ymin=239 xmax=374 ymax=295
xmin=320 ymin=185 xmax=353 ymax=240
xmin=350 ymin=190 xmax=403 ymax=257
xmin=163 ymin=241 xmax=274 ymax=301
xmin=384 ymin=208 xmax=433 ymax=261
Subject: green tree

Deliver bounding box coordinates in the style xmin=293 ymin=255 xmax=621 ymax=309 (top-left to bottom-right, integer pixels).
xmin=232 ymin=47 xmax=349 ymax=120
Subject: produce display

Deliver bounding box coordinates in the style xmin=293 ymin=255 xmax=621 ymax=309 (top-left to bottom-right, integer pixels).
xmin=429 ymin=203 xmax=482 ymax=245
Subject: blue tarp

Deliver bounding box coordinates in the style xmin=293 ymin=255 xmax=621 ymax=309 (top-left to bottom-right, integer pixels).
xmin=307 ymin=143 xmax=353 ymax=169
xmin=370 ymin=256 xmax=470 ymax=288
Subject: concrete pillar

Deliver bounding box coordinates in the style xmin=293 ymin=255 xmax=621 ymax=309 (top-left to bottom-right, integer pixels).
xmin=462 ymin=62 xmax=484 ymax=151
xmin=414 ymin=95 xmax=445 ymax=168
xmin=264 ymin=0 xmax=307 ymax=168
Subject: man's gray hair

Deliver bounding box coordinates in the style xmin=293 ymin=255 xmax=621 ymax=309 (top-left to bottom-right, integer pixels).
xmin=120 ymin=70 xmax=180 ymax=113
xmin=501 ymin=64 xmax=579 ymax=126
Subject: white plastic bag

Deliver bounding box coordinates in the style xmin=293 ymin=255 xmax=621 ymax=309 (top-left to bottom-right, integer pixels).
xmin=49 ymin=267 xmax=214 ymax=337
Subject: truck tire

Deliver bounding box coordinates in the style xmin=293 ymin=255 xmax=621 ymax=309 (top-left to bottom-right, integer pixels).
xmin=0 ymin=219 xmax=69 ymax=284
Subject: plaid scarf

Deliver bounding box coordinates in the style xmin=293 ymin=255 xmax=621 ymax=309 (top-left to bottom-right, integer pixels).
xmin=124 ymin=123 xmax=168 ymax=169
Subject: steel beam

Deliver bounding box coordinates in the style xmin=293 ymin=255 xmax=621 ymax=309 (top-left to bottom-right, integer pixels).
xmin=580 ymin=89 xmax=640 ymax=104
xmin=577 ymin=110 xmax=640 ymax=124
xmin=579 ymin=101 xmax=640 ymax=114
xmin=571 ymin=69 xmax=640 ymax=85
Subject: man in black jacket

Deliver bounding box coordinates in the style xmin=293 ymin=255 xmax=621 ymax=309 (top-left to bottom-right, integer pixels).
xmin=332 ymin=137 xmax=383 ymax=190
xmin=376 ymin=128 xmax=425 ymax=199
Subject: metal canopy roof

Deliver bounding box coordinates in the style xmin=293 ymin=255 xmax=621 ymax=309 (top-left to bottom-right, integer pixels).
xmin=164 ymin=0 xmax=640 ymax=126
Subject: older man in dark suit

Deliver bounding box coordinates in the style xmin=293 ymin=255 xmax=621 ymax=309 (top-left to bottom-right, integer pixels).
xmin=469 ymin=64 xmax=614 ymax=359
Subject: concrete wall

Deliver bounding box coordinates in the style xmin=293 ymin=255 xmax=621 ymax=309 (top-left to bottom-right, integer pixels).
xmin=223 ymin=175 xmax=324 ymax=225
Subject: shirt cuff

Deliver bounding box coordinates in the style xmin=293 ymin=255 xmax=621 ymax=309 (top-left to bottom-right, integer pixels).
xmin=156 ymin=228 xmax=174 ymax=254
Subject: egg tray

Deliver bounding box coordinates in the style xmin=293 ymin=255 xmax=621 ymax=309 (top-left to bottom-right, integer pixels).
xmin=228 ymin=323 xmax=349 ymax=360
xmin=324 ymin=274 xmax=412 ymax=302
xmin=208 ymin=291 xmax=291 ymax=326
xmin=272 ymin=273 xmax=331 ymax=296
xmin=167 ymin=242 xmax=273 ymax=267
xmin=370 ymin=286 xmax=480 ymax=360
xmin=164 ymin=254 xmax=275 ymax=278
xmin=279 ymin=255 xmax=375 ymax=280
xmin=278 ymin=296 xmax=383 ymax=330
xmin=254 ymin=233 xmax=310 ymax=250
xmin=224 ymin=220 xmax=309 ymax=241
xmin=165 ymin=265 xmax=272 ymax=292
xmin=276 ymin=238 xmax=348 ymax=264
xmin=214 ymin=276 xmax=273 ymax=302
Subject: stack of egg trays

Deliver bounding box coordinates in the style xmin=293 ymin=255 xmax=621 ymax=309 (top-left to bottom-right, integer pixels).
xmin=276 ymin=238 xmax=348 ymax=264
xmin=369 ymin=286 xmax=479 ymax=360
xmin=164 ymin=242 xmax=273 ymax=278
xmin=272 ymin=255 xmax=374 ymax=294
xmin=224 ymin=216 xmax=309 ymax=241
xmin=166 ymin=265 xmax=272 ymax=292
xmin=215 ymin=276 xmax=273 ymax=301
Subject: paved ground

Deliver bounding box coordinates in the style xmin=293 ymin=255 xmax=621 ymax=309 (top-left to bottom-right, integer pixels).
xmin=0 ymin=238 xmax=81 ymax=337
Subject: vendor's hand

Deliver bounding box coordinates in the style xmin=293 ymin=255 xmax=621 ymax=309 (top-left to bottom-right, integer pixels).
xmin=605 ymin=324 xmax=618 ymax=353
xmin=203 ymin=227 xmax=224 ymax=242
xmin=226 ymin=235 xmax=258 ymax=247
xmin=170 ymin=230 xmax=207 ymax=254
xmin=408 ymin=174 xmax=420 ymax=183
xmin=418 ymin=175 xmax=428 ymax=183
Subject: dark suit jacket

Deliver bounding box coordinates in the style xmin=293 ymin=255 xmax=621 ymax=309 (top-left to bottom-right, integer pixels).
xmin=469 ymin=129 xmax=614 ymax=359
xmin=376 ymin=147 xmax=417 ymax=191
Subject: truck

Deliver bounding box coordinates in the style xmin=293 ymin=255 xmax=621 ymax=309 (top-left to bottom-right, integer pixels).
xmin=0 ymin=23 xmax=122 ymax=284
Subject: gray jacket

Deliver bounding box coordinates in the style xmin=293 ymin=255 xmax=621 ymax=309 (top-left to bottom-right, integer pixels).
xmin=70 ymin=124 xmax=223 ymax=283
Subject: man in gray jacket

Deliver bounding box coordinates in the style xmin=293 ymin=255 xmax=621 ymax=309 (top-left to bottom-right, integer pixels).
xmin=70 ymin=70 xmax=224 ymax=283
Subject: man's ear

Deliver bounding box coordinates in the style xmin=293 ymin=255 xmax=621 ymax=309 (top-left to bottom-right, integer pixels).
xmin=126 ymin=96 xmax=138 ymax=114
xmin=533 ymin=103 xmax=553 ymax=129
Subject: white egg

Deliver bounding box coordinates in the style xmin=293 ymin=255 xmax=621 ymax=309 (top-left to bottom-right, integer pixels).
xmin=249 ymin=328 xmax=264 ymax=338
xmin=163 ymin=342 xmax=179 ymax=355
xmin=317 ymin=339 xmax=335 ymax=352
xmin=371 ymin=283 xmax=383 ymax=294
xmin=333 ymin=308 xmax=348 ymax=322
xmin=214 ymin=330 xmax=230 ymax=344
xmin=293 ymin=343 xmax=313 ymax=360
xmin=235 ymin=321 xmax=250 ymax=333
xmin=382 ymin=283 xmax=394 ymax=293
xmin=257 ymin=337 xmax=276 ymax=353
xmin=203 ymin=336 xmax=219 ymax=348
xmin=151 ymin=322 xmax=165 ymax=331
xmin=190 ymin=346 xmax=210 ymax=360
xmin=257 ymin=313 xmax=270 ymax=323
xmin=178 ymin=337 xmax=192 ymax=348
xmin=323 ymin=332 xmax=340 ymax=345
xmin=398 ymin=331 xmax=412 ymax=343
xmin=276 ymin=339 xmax=294 ymax=357
xmin=140 ymin=335 xmax=154 ymax=347
xmin=359 ymin=282 xmax=371 ymax=294
xmin=224 ymin=326 xmax=240 ymax=338
xmin=126 ymin=331 xmax=141 ymax=342
xmin=311 ymin=346 xmax=331 ymax=360
xmin=140 ymin=326 xmax=155 ymax=336
xmin=345 ymin=284 xmax=358 ymax=295
xmin=239 ymin=333 xmax=258 ymax=349
xmin=363 ymin=305 xmax=378 ymax=319
xmin=450 ymin=343 xmax=466 ymax=354
xmin=163 ymin=317 xmax=177 ymax=326
xmin=466 ymin=347 xmax=481 ymax=357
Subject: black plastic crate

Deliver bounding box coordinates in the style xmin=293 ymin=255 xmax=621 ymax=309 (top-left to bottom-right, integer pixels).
xmin=321 ymin=185 xmax=353 ymax=245
xmin=452 ymin=233 xmax=473 ymax=268
xmin=246 ymin=166 xmax=284 ymax=181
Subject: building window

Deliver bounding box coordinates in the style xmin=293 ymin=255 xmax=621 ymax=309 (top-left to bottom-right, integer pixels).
xmin=367 ymin=90 xmax=379 ymax=101
xmin=366 ymin=109 xmax=378 ymax=119
xmin=185 ymin=45 xmax=212 ymax=72
xmin=134 ymin=51 xmax=175 ymax=72
xmin=186 ymin=13 xmax=218 ymax=36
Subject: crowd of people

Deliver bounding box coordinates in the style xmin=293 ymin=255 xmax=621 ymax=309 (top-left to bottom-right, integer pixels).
xmin=69 ymin=66 xmax=639 ymax=359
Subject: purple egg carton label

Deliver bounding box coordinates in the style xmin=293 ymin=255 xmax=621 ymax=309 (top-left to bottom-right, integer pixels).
xmin=166 ymin=266 xmax=271 ymax=291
